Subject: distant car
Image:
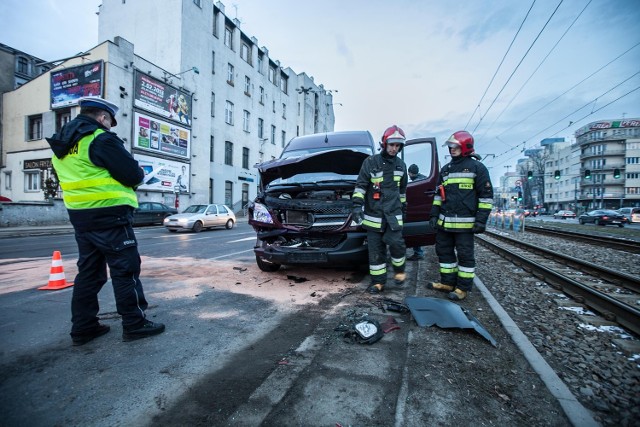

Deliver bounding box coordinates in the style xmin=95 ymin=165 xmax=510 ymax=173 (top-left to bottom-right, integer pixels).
xmin=617 ymin=207 xmax=640 ymax=223
xmin=163 ymin=203 xmax=236 ymax=232
xmin=553 ymin=210 xmax=576 ymax=219
xmin=133 ymin=202 xmax=178 ymax=226
xmin=578 ymin=209 xmax=628 ymax=227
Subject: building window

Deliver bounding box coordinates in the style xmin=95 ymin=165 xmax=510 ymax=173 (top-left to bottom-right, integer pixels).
xmin=242 ymin=147 xmax=249 ymax=169
xmin=281 ymin=130 xmax=286 ymax=147
xmin=242 ymin=183 xmax=249 ymax=207
xmin=209 ymin=178 xmax=214 ymax=203
xmin=225 ymin=141 xmax=233 ymax=166
xmin=227 ymin=63 xmax=234 ymax=85
xmin=224 ymin=26 xmax=233 ymax=49
xmin=55 ymin=109 xmax=71 ymax=133
xmin=282 ymin=103 xmax=286 ymax=119
xmin=258 ymin=118 xmax=264 ymax=138
xmin=225 ymin=101 xmax=234 ymax=125
xmin=257 ymin=53 xmax=264 ymax=74
xmin=211 ymin=51 xmax=216 ymax=73
xmin=244 ymin=76 xmax=251 ymax=96
xmin=225 ymin=181 xmax=233 ymax=207
xmin=241 ymin=42 xmax=251 ymax=64
xmin=210 ymin=136 xmax=214 ymax=162
xmin=24 ymin=170 xmax=40 ymax=192
xmin=271 ymin=125 xmax=276 ymax=145
xmin=28 ymin=115 xmax=43 ymax=140
xmin=268 ymin=66 xmax=276 ymax=85
xmin=17 ymin=57 xmax=28 ymax=74
xmin=272 ymin=101 xmax=276 ymax=113
xmin=212 ymin=9 xmax=219 ymax=37
xmin=243 ymin=110 xmax=250 ymax=132
xmin=259 ymin=86 xmax=264 ymax=104
xmin=280 ymin=73 xmax=288 ymax=94
xmin=4 ymin=172 xmax=11 ymax=190
xmin=211 ymin=92 xmax=215 ymax=117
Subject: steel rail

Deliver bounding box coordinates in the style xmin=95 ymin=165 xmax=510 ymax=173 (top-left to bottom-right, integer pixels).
xmin=476 ymin=235 xmax=640 ymax=337
xmin=523 ymin=225 xmax=640 ymax=254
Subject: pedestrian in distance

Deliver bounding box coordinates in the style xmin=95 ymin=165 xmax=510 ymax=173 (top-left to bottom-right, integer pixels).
xmin=407 ymin=164 xmax=426 ymax=261
xmin=47 ymin=96 xmax=165 ymax=345
xmin=427 ymin=131 xmax=493 ymax=301
xmin=352 ymin=125 xmax=408 ymax=294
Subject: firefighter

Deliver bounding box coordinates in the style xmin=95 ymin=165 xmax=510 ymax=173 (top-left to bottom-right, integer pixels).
xmin=427 ymin=130 xmax=493 ymax=301
xmin=352 ymin=125 xmax=408 ymax=294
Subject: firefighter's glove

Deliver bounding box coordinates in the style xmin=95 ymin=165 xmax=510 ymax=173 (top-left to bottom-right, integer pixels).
xmin=471 ymin=222 xmax=486 ymax=234
xmin=352 ymin=206 xmax=364 ymax=224
xmin=429 ymin=216 xmax=438 ymax=230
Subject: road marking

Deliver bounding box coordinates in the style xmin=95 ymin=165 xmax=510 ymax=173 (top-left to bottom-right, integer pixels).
xmin=212 ymin=249 xmax=254 ymax=259
xmin=227 ymin=237 xmax=256 ymax=243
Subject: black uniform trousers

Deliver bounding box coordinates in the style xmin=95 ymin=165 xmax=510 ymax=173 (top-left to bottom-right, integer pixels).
xmin=367 ymin=226 xmax=406 ymax=286
xmin=435 ymin=230 xmax=475 ymax=291
xmin=71 ymin=224 xmax=148 ymax=335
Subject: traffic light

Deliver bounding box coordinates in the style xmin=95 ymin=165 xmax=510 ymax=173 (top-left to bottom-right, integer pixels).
xmin=584 ymin=169 xmax=591 ymax=179
xmin=613 ymin=168 xmax=621 ymax=179
xmin=527 ymin=171 xmax=533 ymax=180
xmin=554 ymin=170 xmax=560 ymax=180
xmin=517 ymin=190 xmax=523 ymax=201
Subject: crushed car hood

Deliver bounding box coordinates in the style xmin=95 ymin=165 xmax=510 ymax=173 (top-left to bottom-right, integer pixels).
xmin=256 ymin=149 xmax=370 ymax=187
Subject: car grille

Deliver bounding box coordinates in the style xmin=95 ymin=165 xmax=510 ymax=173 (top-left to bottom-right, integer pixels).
xmin=266 ymin=198 xmax=351 ymax=231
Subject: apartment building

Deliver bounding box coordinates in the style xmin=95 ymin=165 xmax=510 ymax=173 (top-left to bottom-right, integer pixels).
xmin=1 ymin=0 xmax=335 ymax=213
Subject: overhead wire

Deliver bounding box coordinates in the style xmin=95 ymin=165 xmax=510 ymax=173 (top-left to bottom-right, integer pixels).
xmin=477 ymin=0 xmax=592 ymax=146
xmin=464 ymin=0 xmax=537 ymax=130
xmin=471 ymin=0 xmax=564 ymax=134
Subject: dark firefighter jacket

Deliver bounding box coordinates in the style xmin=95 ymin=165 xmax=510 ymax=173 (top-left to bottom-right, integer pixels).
xmin=46 ymin=115 xmax=144 ymax=232
xmin=352 ymin=151 xmax=408 ymax=232
xmin=431 ymin=155 xmax=493 ymax=232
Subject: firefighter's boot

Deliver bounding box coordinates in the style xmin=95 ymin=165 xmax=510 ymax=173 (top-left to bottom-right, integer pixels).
xmin=394 ymin=272 xmax=406 ymax=286
xmin=448 ymin=288 xmax=468 ymax=301
xmin=426 ymin=282 xmax=455 ymax=292
xmin=368 ymin=283 xmax=384 ymax=294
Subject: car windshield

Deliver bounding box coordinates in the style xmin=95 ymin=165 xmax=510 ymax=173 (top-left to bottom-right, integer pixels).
xmin=601 ymin=210 xmax=620 ymax=215
xmin=279 ymin=145 xmax=373 ymax=159
xmin=183 ymin=205 xmax=207 ymax=213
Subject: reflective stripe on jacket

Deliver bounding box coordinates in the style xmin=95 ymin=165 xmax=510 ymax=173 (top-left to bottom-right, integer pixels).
xmin=52 ymin=129 xmax=139 ymax=210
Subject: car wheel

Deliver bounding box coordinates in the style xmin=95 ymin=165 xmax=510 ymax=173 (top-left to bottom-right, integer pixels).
xmin=579 ymin=219 xmax=584 ymax=224
xmin=168 ymin=229 xmax=177 ymax=233
xmin=192 ymin=221 xmax=204 ymax=233
xmin=594 ymin=219 xmax=601 ymax=226
xmin=256 ymin=255 xmax=281 ymax=272
xmin=618 ymin=224 xmax=624 ymax=228
xmin=225 ymin=219 xmax=234 ymax=229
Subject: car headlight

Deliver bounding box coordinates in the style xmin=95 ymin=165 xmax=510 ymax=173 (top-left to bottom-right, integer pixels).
xmin=178 ymin=218 xmax=189 ymax=223
xmin=252 ymin=203 xmax=274 ymax=224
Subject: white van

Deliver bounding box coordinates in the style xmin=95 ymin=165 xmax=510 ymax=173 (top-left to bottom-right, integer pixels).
xmin=618 ymin=207 xmax=640 ymax=223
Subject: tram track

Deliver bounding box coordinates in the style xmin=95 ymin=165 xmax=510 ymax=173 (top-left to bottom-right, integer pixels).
xmin=477 ymin=230 xmax=640 ymax=336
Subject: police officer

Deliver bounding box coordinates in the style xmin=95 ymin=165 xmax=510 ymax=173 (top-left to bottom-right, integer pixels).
xmin=427 ymin=131 xmax=493 ymax=300
xmin=352 ymin=125 xmax=408 ymax=294
xmin=47 ymin=96 xmax=165 ymax=345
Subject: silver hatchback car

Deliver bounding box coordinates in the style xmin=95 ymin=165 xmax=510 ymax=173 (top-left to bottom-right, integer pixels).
xmin=164 ymin=204 xmax=236 ymax=232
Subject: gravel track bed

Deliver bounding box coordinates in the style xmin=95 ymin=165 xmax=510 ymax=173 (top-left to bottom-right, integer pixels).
xmin=476 ymin=227 xmax=640 ymax=426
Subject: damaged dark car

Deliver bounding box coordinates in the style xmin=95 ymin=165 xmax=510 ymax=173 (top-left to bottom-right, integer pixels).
xmin=248 ymin=130 xmax=439 ymax=272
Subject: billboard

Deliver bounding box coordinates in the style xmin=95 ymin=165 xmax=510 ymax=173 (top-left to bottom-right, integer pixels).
xmin=50 ymin=61 xmax=104 ymax=109
xmin=135 ymin=153 xmax=190 ymax=193
xmin=133 ymin=71 xmax=192 ymax=126
xmin=134 ymin=111 xmax=191 ymax=160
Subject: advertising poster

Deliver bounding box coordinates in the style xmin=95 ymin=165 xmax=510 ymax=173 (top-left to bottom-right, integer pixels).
xmin=133 ymin=71 xmax=192 ymax=126
xmin=134 ymin=111 xmax=191 ymax=159
xmin=50 ymin=61 xmax=103 ymax=108
xmin=135 ymin=153 xmax=190 ymax=193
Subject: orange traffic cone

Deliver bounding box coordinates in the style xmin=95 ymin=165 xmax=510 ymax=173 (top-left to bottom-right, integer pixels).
xmin=38 ymin=251 xmax=74 ymax=290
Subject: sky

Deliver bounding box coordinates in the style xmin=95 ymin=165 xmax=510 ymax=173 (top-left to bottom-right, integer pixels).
xmin=2 ymin=0 xmax=639 ymax=184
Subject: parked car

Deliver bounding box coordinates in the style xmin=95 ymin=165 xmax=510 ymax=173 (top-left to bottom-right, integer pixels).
xmin=578 ymin=209 xmax=628 ymax=227
xmin=553 ymin=210 xmax=576 ymax=219
xmin=617 ymin=207 xmax=640 ymax=223
xmin=248 ymin=130 xmax=439 ymax=272
xmin=163 ymin=204 xmax=235 ymax=232
xmin=133 ymin=202 xmax=178 ymax=226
